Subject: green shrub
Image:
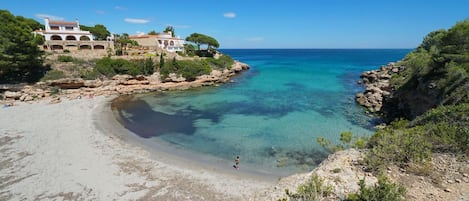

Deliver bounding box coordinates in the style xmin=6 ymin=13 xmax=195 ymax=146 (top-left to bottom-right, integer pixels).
xmin=317 ymin=131 xmax=368 ymax=153
xmin=364 ymin=120 xmax=432 ymax=172
xmin=347 ymin=175 xmax=406 ymax=201
xmin=94 ymin=57 xmax=140 ymax=77
xmin=279 ymin=174 xmax=333 ymax=201
xmin=80 ymin=69 xmax=100 ymax=80
xmin=63 ymin=49 xmax=70 ymax=53
xmin=206 ymin=54 xmax=234 ymax=69
xmin=50 ymin=86 xmax=61 ymax=95
xmin=40 ymin=70 xmax=66 ymax=81
xmin=160 ymin=58 xmax=211 ymax=81
xmin=58 ymin=55 xmax=74 ymax=62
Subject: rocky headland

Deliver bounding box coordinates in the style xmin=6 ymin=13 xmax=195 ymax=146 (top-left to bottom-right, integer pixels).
xmin=0 ymin=61 xmax=249 ymax=105
xmin=355 ymin=62 xmax=404 ymax=113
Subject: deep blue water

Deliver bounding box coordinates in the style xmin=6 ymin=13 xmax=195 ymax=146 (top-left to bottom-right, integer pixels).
xmin=112 ymin=49 xmax=411 ymax=174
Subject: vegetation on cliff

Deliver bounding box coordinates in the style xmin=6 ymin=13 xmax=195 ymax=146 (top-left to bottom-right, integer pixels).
xmin=386 ymin=20 xmax=469 ymax=119
xmin=0 ymin=10 xmax=46 ymax=83
xmin=366 ymin=20 xmax=469 ymax=171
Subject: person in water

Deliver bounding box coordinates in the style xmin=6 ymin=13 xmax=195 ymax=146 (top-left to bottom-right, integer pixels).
xmin=234 ymin=156 xmax=240 ymax=170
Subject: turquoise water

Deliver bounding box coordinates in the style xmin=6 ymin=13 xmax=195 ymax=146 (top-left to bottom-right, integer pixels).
xmin=112 ymin=49 xmax=410 ymax=174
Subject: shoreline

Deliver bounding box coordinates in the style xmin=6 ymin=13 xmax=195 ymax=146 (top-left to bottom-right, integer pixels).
xmin=96 ymin=96 xmax=286 ymax=181
xmin=0 ymin=96 xmax=275 ymax=200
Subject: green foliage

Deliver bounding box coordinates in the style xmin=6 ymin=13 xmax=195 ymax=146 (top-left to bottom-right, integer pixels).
xmin=206 ymin=54 xmax=234 ymax=69
xmin=185 ymin=33 xmax=220 ymax=51
xmin=57 ymin=55 xmax=74 ymax=62
xmin=80 ymin=24 xmax=110 ymax=41
xmin=184 ymin=44 xmax=196 ymax=56
xmin=389 ymin=20 xmax=469 ymax=119
xmin=317 ymin=132 xmax=368 ymax=153
xmin=40 ymin=70 xmax=66 ymax=81
xmin=115 ymin=33 xmax=139 ymax=56
xmin=279 ymin=174 xmax=333 ymax=201
xmin=410 ymin=103 xmax=469 ymax=154
xmin=0 ymin=10 xmax=45 ymax=83
xmin=347 ymin=175 xmax=406 ymax=201
xmin=364 ymin=120 xmax=432 ymax=172
xmin=80 ymin=69 xmax=100 ymax=80
xmin=148 ymin=30 xmax=159 ymax=35
xmin=163 ymin=26 xmax=175 ymax=37
xmin=50 ymin=86 xmax=61 ymax=95
xmin=159 ymin=57 xmax=212 ymax=81
xmin=91 ymin=57 xmax=155 ymax=78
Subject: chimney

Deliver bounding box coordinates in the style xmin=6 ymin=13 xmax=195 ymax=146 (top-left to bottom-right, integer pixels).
xmin=44 ymin=18 xmax=50 ymax=31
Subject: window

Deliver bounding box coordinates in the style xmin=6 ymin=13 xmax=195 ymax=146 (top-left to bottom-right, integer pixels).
xmin=50 ymin=26 xmax=59 ymax=30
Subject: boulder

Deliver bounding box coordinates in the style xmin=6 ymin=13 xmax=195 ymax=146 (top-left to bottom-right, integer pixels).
xmin=4 ymin=91 xmax=22 ymax=99
xmin=84 ymin=80 xmax=103 ymax=88
xmin=47 ymin=78 xmax=85 ymax=89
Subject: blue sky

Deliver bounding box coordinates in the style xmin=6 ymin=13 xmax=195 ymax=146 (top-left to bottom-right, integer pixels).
xmin=2 ymin=0 xmax=468 ymax=48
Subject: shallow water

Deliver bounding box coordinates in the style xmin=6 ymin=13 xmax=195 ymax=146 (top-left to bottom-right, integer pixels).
xmin=112 ymin=49 xmax=410 ymax=175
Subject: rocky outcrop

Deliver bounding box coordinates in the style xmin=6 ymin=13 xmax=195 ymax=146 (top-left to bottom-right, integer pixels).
xmin=0 ymin=61 xmax=249 ymax=104
xmin=355 ymin=62 xmax=404 ymax=113
xmin=254 ymin=149 xmax=377 ymax=201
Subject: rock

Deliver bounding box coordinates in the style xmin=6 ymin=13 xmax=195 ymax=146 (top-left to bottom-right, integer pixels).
xmin=444 ymin=188 xmax=452 ymax=192
xmin=4 ymin=91 xmax=22 ymax=99
xmin=112 ymin=74 xmax=132 ymax=81
xmin=47 ymin=78 xmax=85 ymax=89
xmin=84 ymin=80 xmax=103 ymax=88
xmin=164 ymin=73 xmax=186 ymax=82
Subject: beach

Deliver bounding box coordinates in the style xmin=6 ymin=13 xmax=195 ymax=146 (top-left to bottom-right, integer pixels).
xmin=0 ymin=96 xmax=274 ymax=201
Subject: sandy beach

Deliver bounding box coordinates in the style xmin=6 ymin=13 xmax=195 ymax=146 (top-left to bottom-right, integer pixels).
xmin=0 ymin=96 xmax=275 ymax=201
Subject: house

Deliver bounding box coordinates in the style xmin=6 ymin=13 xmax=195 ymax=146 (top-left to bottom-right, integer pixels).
xmin=129 ymin=32 xmax=184 ymax=52
xmin=33 ymin=18 xmax=114 ymax=51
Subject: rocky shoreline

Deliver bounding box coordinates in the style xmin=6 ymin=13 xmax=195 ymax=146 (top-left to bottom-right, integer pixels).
xmin=355 ymin=62 xmax=405 ymax=113
xmin=1 ymin=61 xmax=249 ymax=105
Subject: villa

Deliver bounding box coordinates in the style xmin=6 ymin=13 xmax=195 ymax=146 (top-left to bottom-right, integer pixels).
xmin=33 ymin=18 xmax=114 ymax=51
xmin=129 ymin=32 xmax=185 ymax=52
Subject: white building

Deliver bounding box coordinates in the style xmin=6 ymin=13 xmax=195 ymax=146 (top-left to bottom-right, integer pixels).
xmin=34 ymin=18 xmax=113 ymax=51
xmin=129 ymin=32 xmax=185 ymax=52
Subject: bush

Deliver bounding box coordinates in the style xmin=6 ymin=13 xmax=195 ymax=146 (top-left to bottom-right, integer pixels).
xmin=57 ymin=55 xmax=74 ymax=62
xmin=40 ymin=69 xmax=66 ymax=81
xmin=364 ymin=120 xmax=432 ymax=172
xmin=80 ymin=69 xmax=100 ymax=80
xmin=278 ymin=174 xmax=333 ymax=201
xmin=206 ymin=54 xmax=234 ymax=69
xmin=317 ymin=131 xmax=368 ymax=153
xmin=347 ymin=175 xmax=406 ymax=201
xmin=160 ymin=58 xmax=211 ymax=81
xmin=94 ymin=57 xmax=140 ymax=77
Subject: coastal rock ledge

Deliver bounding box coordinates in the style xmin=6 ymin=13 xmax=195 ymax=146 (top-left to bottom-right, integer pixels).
xmin=253 ymin=149 xmax=377 ymax=201
xmin=355 ymin=62 xmax=404 ymax=113
xmin=0 ymin=61 xmax=250 ymax=104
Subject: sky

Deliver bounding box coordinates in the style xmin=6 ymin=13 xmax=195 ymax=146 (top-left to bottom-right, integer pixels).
xmin=2 ymin=0 xmax=468 ymax=49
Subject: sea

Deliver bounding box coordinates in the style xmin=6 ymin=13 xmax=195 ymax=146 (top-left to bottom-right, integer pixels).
xmin=111 ymin=49 xmax=411 ymax=175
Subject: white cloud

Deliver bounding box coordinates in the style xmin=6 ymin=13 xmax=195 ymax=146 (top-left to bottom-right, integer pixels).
xmin=223 ymin=12 xmax=236 ymax=18
xmin=124 ymin=18 xmax=150 ymax=24
xmin=246 ymin=37 xmax=264 ymax=42
xmin=115 ymin=6 xmax=127 ymax=11
xmin=135 ymin=31 xmax=145 ymax=36
xmin=95 ymin=10 xmax=105 ymax=15
xmin=35 ymin=14 xmax=64 ymax=21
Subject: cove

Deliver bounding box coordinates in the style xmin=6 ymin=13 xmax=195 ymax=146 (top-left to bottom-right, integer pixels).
xmin=112 ymin=49 xmax=411 ymax=175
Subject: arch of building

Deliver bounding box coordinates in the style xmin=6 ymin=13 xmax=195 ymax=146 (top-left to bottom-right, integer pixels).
xmin=66 ymin=35 xmax=77 ymax=41
xmin=51 ymin=35 xmax=62 ymax=40
xmin=51 ymin=45 xmax=63 ymax=50
xmin=80 ymin=36 xmax=91 ymax=41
